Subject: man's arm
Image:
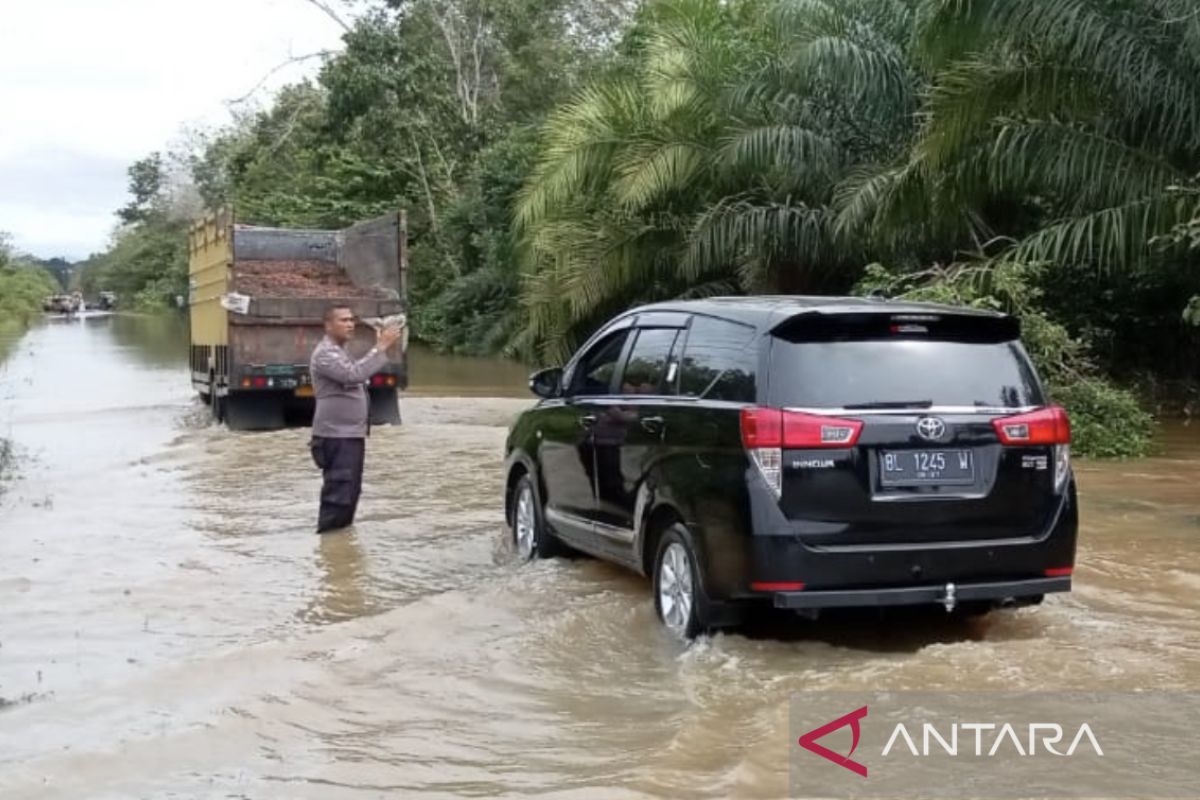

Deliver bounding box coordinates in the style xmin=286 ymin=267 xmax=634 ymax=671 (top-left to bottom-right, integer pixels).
xmin=312 ymin=344 xmax=389 ymax=386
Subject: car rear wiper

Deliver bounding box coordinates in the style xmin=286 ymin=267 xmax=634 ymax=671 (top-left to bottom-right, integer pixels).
xmin=842 ymin=399 xmax=934 ymax=410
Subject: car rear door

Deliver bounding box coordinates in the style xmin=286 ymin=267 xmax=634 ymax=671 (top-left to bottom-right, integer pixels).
xmin=760 ymin=311 xmax=1071 ymax=546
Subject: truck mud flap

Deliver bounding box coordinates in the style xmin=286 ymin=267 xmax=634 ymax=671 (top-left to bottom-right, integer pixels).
xmin=369 ymin=388 xmax=401 ymax=426
xmin=225 ymin=392 xmax=286 ymax=432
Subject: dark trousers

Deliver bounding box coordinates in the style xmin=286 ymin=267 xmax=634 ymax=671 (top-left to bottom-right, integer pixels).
xmin=310 ymin=437 xmax=365 ymax=533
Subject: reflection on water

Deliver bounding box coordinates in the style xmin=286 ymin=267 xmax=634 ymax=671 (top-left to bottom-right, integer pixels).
xmin=302 ymin=530 xmax=374 ymax=624
xmin=106 ymin=312 xmax=191 ymax=367
xmin=0 ymin=315 xmax=1196 ymax=799
xmin=405 ymin=342 xmax=534 ymax=397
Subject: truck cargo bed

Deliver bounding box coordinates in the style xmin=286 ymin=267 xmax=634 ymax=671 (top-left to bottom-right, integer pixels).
xmin=188 ymin=209 xmax=409 ymax=431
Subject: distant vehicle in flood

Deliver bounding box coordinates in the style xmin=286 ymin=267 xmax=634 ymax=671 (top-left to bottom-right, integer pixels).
xmin=42 ymin=293 xmax=81 ymax=314
xmin=187 ymin=208 xmax=410 ymax=431
xmin=96 ymin=291 xmax=117 ymax=310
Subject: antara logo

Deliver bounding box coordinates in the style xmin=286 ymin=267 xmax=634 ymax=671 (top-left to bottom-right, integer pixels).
xmin=798 ymin=706 xmax=870 ymax=777
xmin=797 ymin=707 xmax=1104 ymax=778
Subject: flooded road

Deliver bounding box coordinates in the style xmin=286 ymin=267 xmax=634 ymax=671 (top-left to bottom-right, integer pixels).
xmin=1 ymin=315 xmax=1197 ymax=799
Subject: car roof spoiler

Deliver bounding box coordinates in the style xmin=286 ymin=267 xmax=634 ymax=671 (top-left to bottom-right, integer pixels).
xmin=771 ymin=309 xmax=1021 ymax=343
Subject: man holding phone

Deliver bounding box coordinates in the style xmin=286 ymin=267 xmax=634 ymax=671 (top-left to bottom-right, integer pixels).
xmin=309 ymin=305 xmax=403 ymax=533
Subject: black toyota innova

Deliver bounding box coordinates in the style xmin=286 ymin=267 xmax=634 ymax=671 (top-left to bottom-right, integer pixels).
xmin=503 ymin=297 xmax=1077 ymax=638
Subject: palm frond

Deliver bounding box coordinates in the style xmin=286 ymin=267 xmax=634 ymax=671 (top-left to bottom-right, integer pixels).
xmin=832 ymin=157 xmax=955 ymax=252
xmin=977 ymin=119 xmax=1188 ymax=212
xmin=1005 ymin=192 xmax=1199 ymax=272
xmin=641 ymin=0 xmax=755 ymax=120
xmin=683 ymin=198 xmax=832 ymax=281
xmin=612 ymin=139 xmax=712 ymax=210
xmin=514 ymin=80 xmax=646 ymax=231
xmin=917 ymin=0 xmax=1200 ymax=154
xmin=788 ymin=34 xmax=914 ymax=113
xmin=775 ymin=0 xmax=917 ymax=111
xmin=833 ymin=161 xmax=923 ymax=239
xmin=916 ymin=56 xmax=1100 ymax=170
xmin=718 ymin=124 xmax=839 ymax=184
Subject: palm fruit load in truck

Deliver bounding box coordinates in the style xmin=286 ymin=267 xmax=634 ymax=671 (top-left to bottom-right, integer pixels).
xmin=187 ymin=209 xmax=409 ymax=431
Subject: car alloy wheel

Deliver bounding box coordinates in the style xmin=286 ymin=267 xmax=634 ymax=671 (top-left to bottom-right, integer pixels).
xmin=514 ymin=482 xmax=536 ymax=560
xmin=657 ymin=541 xmax=695 ymax=637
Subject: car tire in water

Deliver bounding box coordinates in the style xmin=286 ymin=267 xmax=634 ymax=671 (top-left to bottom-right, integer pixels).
xmin=511 ymin=474 xmax=562 ymax=560
xmin=653 ymin=524 xmax=712 ymax=640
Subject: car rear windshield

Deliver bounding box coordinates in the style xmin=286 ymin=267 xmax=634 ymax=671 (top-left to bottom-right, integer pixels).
xmin=768 ymin=317 xmax=1045 ymax=409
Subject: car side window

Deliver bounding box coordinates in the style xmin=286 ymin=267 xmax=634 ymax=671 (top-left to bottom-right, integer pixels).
xmin=678 ymin=316 xmax=757 ymax=402
xmin=618 ymin=328 xmax=680 ymax=395
xmin=568 ymin=329 xmax=630 ymax=396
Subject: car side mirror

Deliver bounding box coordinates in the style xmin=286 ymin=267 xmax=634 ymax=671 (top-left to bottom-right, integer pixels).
xmin=529 ymin=367 xmax=563 ymax=399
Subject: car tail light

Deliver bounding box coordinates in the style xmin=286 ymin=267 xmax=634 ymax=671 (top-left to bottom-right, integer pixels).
xmin=992 ymin=406 xmax=1070 ymax=445
xmin=741 ymin=408 xmax=862 ymax=496
xmin=252 ymin=376 xmax=268 ymax=388
xmin=993 ymin=406 xmax=1072 ymax=492
xmin=740 ymin=408 xmax=863 ymax=449
xmin=1044 ymin=566 xmax=1073 ymax=577
xmin=740 ymin=407 xmax=783 ymax=448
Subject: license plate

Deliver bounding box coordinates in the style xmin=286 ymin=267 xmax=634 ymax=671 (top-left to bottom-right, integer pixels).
xmin=880 ymin=449 xmax=974 ymax=486
xmin=294 ymin=385 xmax=314 ymax=397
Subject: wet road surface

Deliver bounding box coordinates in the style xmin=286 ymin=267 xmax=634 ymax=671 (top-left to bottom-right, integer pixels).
xmin=0 ymin=315 xmax=1197 ymax=798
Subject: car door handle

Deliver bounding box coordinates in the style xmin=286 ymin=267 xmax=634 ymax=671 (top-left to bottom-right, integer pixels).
xmin=579 ymin=414 xmax=597 ymax=428
xmin=640 ymin=416 xmax=665 ymax=433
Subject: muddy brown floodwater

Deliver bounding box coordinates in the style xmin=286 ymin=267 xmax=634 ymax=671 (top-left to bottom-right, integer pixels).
xmin=0 ymin=314 xmax=1197 ymax=799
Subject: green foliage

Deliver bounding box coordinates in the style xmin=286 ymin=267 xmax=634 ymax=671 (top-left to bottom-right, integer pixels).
xmin=411 ymin=126 xmax=540 ymax=354
xmin=1051 ymin=379 xmax=1155 ymax=460
xmin=176 ymin=0 xmax=634 ymax=355
xmin=892 ymin=0 xmax=1200 ymax=274
xmin=1156 ymin=212 xmax=1200 ymax=328
xmin=0 ymin=233 xmax=60 ymax=329
xmin=854 ymin=262 xmax=1153 ymax=457
xmin=119 ymin=153 xmax=167 ymax=225
xmin=78 ymin=216 xmax=188 ymax=311
xmin=80 ymin=0 xmax=1198 ymax=457
xmin=516 ymin=0 xmax=924 ymax=361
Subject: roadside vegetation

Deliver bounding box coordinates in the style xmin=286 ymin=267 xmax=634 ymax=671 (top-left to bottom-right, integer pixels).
xmin=1 ymin=233 xmax=60 ymax=487
xmin=79 ymin=0 xmax=1200 ymax=456
xmin=0 ymin=233 xmax=59 ymax=355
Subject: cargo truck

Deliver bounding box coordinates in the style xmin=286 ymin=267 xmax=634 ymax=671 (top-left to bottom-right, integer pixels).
xmin=188 ymin=209 xmax=409 ymax=431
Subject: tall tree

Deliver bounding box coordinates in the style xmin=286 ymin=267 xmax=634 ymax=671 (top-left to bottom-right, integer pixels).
xmin=849 ymin=0 xmax=1200 ymax=273
xmin=515 ymin=0 xmax=924 ymax=362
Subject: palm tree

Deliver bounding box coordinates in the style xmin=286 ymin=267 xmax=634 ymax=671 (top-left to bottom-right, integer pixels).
xmin=849 ymin=0 xmax=1200 ymax=272
xmin=514 ymin=0 xmax=923 ymax=362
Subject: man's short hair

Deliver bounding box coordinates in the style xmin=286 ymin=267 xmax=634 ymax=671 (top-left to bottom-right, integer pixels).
xmin=324 ymin=304 xmax=353 ymax=323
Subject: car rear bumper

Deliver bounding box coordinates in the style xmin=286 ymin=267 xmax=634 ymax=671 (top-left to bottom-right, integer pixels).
xmin=770 ymin=575 xmax=1070 ymax=610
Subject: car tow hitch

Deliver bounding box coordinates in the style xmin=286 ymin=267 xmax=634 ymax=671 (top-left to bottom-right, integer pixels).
xmin=942 ymin=582 xmax=957 ymax=613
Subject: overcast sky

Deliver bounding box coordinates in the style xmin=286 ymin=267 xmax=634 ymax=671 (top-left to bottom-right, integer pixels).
xmin=0 ymin=0 xmax=352 ymax=260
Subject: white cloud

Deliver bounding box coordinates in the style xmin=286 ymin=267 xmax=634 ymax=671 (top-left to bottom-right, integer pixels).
xmin=0 ymin=0 xmax=353 ymax=259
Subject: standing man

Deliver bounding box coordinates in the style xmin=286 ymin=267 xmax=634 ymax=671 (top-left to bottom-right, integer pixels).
xmin=309 ymin=305 xmax=402 ymax=533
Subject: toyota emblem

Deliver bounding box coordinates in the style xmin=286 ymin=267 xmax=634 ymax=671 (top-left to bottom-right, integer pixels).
xmin=916 ymin=416 xmax=947 ymax=441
